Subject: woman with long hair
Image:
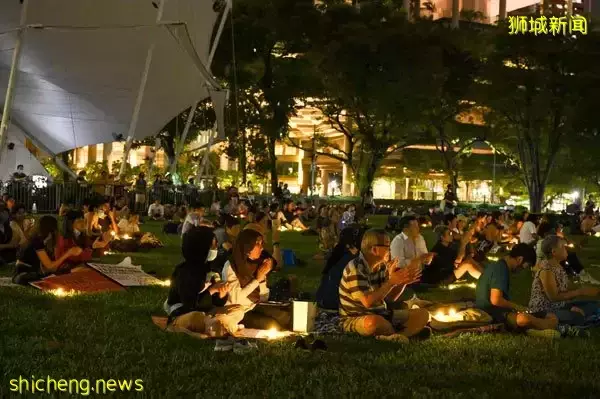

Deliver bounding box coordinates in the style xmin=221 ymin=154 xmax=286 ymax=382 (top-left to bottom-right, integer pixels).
xmin=222 ymin=229 xmax=290 ymax=330
xmin=13 ymin=216 xmax=83 ymax=285
xmin=56 ymin=210 xmax=112 ymax=265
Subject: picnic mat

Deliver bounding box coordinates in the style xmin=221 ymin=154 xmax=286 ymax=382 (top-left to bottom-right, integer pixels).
xmin=30 ymin=267 xmax=125 ymax=293
xmin=0 ymin=277 xmax=18 ymax=287
xmin=441 ymin=323 xmax=505 ymax=338
xmin=151 ymin=316 xmax=295 ymax=340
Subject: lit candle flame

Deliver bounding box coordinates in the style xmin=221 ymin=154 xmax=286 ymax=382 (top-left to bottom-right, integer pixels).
xmin=122 ymin=234 xmax=131 ymax=240
xmin=157 ymin=279 xmax=171 ymax=287
xmin=49 ymin=288 xmax=77 ymax=297
xmin=567 ymin=243 xmax=574 ymax=248
xmin=111 ymin=231 xmax=116 ymax=237
xmin=488 ymin=256 xmax=500 ymax=262
xmin=595 ymin=232 xmax=600 ymax=238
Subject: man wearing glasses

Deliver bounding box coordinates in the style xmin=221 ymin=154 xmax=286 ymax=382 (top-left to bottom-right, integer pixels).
xmin=339 ymin=229 xmax=430 ymax=343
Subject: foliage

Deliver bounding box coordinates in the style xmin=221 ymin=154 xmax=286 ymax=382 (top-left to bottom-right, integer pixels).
xmin=40 ymin=158 xmax=63 ymax=182
xmin=213 ymin=0 xmax=319 ymax=193
xmin=82 ymin=162 xmax=109 ymax=182
xmin=305 ymin=2 xmax=443 ymax=200
xmin=481 ymin=24 xmax=600 ymax=212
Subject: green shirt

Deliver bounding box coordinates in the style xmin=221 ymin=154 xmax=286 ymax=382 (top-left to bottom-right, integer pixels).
xmin=475 ymin=259 xmax=510 ymax=310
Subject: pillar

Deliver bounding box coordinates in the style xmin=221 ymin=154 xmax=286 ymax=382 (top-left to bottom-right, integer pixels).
xmin=342 ymin=135 xmax=352 ymax=196
xmin=320 ymin=169 xmax=329 ymax=197
xmin=404 ymin=177 xmax=410 ymax=200
xmin=219 ymin=153 xmax=229 ymax=171
xmin=499 ymin=0 xmax=506 ymax=21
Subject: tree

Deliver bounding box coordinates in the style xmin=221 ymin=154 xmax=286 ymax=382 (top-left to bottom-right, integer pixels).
xmin=212 ymin=0 xmax=319 ymax=193
xmin=305 ymin=2 xmax=440 ymax=200
xmin=481 ymin=25 xmax=600 ymax=212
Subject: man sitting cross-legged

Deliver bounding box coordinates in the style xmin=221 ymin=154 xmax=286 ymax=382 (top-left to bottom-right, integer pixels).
xmin=475 ymin=243 xmax=561 ymax=339
xmin=339 ymin=229 xmax=430 ymax=344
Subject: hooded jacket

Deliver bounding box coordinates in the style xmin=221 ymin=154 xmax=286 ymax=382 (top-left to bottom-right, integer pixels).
xmin=166 ymin=226 xmax=223 ymax=320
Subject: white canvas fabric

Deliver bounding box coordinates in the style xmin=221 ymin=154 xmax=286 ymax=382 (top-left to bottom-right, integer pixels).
xmin=0 ymin=0 xmax=227 ymax=155
xmin=0 ymin=120 xmax=49 ymax=181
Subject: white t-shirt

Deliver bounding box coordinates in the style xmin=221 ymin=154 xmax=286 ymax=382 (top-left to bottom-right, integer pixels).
xmin=519 ymin=221 xmax=537 ymax=245
xmin=117 ymin=219 xmax=140 ymax=235
xmin=147 ymin=203 xmax=164 ymax=218
xmin=222 ymin=261 xmax=269 ymax=309
xmin=390 ymin=232 xmax=428 ymax=268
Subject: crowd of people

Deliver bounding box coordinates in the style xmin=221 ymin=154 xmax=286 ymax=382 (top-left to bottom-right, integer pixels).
xmin=5 ymin=177 xmax=600 ymax=344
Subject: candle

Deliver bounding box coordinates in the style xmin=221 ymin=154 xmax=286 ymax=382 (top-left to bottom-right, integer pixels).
xmin=49 ymin=288 xmax=77 ymax=297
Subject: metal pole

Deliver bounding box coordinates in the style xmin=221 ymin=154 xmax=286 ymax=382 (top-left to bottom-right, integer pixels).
xmin=170 ymin=0 xmax=231 ymax=178
xmin=492 ymin=147 xmax=496 ymax=203
xmin=118 ymin=0 xmax=165 ymax=179
xmin=451 ymin=0 xmax=459 ymax=28
xmin=197 ymin=126 xmax=216 ymax=184
xmin=0 ymin=0 xmax=30 ymax=166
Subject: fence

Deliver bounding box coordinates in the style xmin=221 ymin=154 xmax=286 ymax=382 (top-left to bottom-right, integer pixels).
xmin=2 ymin=181 xmax=218 ymax=214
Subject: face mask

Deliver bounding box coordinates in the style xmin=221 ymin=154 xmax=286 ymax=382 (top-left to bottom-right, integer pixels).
xmin=206 ymin=249 xmax=218 ymax=262
xmin=73 ymin=229 xmax=81 ymax=238
xmin=97 ymin=211 xmax=106 ymax=219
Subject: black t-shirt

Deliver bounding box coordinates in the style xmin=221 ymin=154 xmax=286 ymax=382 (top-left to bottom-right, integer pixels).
xmin=0 ymin=222 xmax=13 ymax=245
xmin=430 ymin=242 xmax=457 ymax=273
xmin=18 ymin=236 xmax=47 ymax=273
xmin=473 ymin=239 xmax=494 ymax=263
xmin=283 ymin=210 xmax=297 ymax=223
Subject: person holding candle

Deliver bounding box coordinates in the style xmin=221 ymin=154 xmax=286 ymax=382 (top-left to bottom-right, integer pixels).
xmin=222 ymin=229 xmax=289 ymax=330
xmin=475 ymin=243 xmax=564 ymax=338
xmin=339 ymin=229 xmax=430 ymax=343
xmin=529 ymin=235 xmax=600 ymax=327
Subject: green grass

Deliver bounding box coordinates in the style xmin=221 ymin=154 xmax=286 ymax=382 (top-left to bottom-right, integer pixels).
xmin=2 ymin=216 xmax=600 ymax=398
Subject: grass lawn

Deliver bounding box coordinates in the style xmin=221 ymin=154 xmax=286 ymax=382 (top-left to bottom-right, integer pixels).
xmin=2 ymin=216 xmax=600 ymax=398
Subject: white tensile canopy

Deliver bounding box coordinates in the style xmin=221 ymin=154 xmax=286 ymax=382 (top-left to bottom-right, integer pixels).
xmin=0 ymin=0 xmax=228 ymax=158
xmin=0 ymin=119 xmax=49 ymax=181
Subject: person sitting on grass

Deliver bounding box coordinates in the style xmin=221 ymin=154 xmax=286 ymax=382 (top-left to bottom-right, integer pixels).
xmin=112 ymin=195 xmax=130 ymax=222
xmin=339 ymin=229 xmax=430 ymax=343
xmin=9 ymin=204 xmax=34 ymax=251
xmin=56 ymin=210 xmax=112 ymax=264
xmin=222 ymin=229 xmax=291 ymax=330
xmin=475 ymin=243 xmax=564 ymax=339
xmin=520 ymin=214 xmax=540 ymax=245
xmin=0 ymin=203 xmax=17 ymax=264
xmin=97 ymin=197 xmax=118 ymax=233
xmin=181 ymin=202 xmax=207 ymax=236
xmin=317 ymin=225 xmax=365 ymax=310
xmin=244 ymin=211 xmax=282 ymax=269
xmin=165 ymin=226 xmax=240 ymax=336
xmin=281 ymin=200 xmax=309 ymax=231
xmin=423 ymin=227 xmax=482 ymax=285
xmin=13 ymin=216 xmax=83 ymax=285
xmin=529 ymin=235 xmax=600 ymax=327
xmin=148 ymin=199 xmax=165 ymax=221
xmin=117 ymin=212 xmax=141 ymax=236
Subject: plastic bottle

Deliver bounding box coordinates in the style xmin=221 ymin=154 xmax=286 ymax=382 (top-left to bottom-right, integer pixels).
xmin=32 ymin=202 xmax=37 ymax=214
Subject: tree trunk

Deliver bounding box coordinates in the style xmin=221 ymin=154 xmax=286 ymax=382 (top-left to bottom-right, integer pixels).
xmin=527 ymin=180 xmax=545 ymax=213
xmin=268 ymin=136 xmax=278 ymax=195
xmin=357 ymin=150 xmax=383 ymax=206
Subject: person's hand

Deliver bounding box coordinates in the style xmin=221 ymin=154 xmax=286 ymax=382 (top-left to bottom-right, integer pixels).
xmin=256 ymin=258 xmax=273 ymax=282
xmin=209 ymin=282 xmax=230 ymax=298
xmin=384 ymin=256 xmax=399 ymax=273
xmin=578 ymin=286 xmax=600 ymax=297
xmin=222 ymin=241 xmax=232 ymax=251
xmin=69 ymin=246 xmax=83 ymax=257
xmin=420 ymin=252 xmax=434 ymax=265
xmin=102 ymin=231 xmax=113 ymax=242
xmin=389 ymin=264 xmax=421 ymax=286
xmin=213 ymin=304 xmax=243 ymax=315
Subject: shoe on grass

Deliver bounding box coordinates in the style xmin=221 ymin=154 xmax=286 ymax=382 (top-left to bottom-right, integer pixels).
xmin=214 ymin=339 xmax=234 ymax=352
xmin=558 ymin=324 xmax=591 ymax=338
xmin=525 ymin=329 xmax=561 ymax=340
xmin=376 ymin=334 xmax=409 ymax=344
xmin=233 ymin=339 xmax=258 ymax=354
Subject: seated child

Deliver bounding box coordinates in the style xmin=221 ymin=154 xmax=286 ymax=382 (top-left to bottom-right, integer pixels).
xmin=117 ymin=213 xmax=141 ymax=236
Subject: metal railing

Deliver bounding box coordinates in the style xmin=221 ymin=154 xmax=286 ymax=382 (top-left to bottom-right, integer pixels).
xmin=2 ymin=181 xmax=216 ymax=213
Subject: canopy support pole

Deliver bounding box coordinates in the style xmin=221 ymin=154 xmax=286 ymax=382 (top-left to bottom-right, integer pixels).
xmin=0 ymin=0 xmax=30 ymax=166
xmin=118 ymin=0 xmax=165 ymax=179
xmin=169 ymin=0 xmax=231 ymax=178
xmin=197 ymin=126 xmax=216 ymax=185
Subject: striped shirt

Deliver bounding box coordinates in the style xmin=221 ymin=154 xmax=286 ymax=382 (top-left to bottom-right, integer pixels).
xmin=339 ymin=253 xmax=389 ymax=317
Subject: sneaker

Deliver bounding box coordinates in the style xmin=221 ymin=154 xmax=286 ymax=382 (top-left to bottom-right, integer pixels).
xmin=233 ymin=339 xmax=258 ymax=354
xmin=214 ymin=339 xmax=234 ymax=352
xmin=376 ymin=334 xmax=410 ymax=344
xmin=558 ymin=324 xmax=591 ymax=338
xmin=525 ymin=329 xmax=561 ymax=340
xmin=579 ymin=270 xmax=600 ymax=285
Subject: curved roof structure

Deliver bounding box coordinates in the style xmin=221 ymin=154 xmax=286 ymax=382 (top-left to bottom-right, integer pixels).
xmin=0 ymin=0 xmax=227 ymax=155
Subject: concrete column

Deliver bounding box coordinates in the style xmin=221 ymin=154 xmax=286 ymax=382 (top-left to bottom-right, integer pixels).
xmin=219 ymin=153 xmax=229 ymax=171
xmin=342 ymin=136 xmax=352 ymax=196
xmin=499 ymin=0 xmax=507 ymax=21
xmin=404 ymin=177 xmax=410 ymax=200
xmin=452 ymin=0 xmax=460 ymax=28
xmin=320 ymin=169 xmax=329 ymax=197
